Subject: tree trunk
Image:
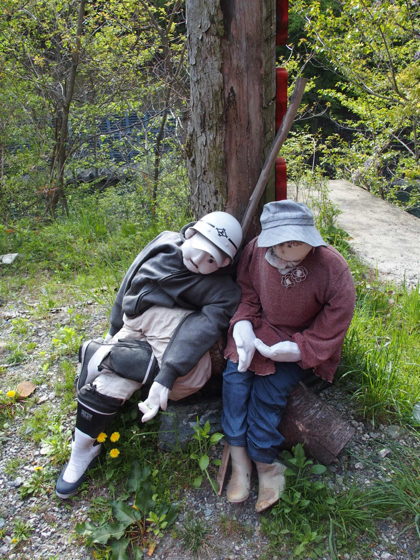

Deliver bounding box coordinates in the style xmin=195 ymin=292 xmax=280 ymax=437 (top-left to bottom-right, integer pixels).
xmin=46 ymin=0 xmax=86 ymax=217
xmin=186 ymin=0 xmax=276 ymax=236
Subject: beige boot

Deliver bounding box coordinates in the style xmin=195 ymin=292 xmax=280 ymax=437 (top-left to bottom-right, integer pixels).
xmin=226 ymin=446 xmax=252 ymax=503
xmin=255 ymin=461 xmax=286 ymax=513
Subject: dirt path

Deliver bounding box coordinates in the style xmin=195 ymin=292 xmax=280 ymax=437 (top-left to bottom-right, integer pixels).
xmin=327 ymin=180 xmax=420 ymax=288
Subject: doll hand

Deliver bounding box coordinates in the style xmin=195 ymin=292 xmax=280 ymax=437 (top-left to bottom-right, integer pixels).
xmin=138 ymin=382 xmax=169 ymax=422
xmin=254 ymin=339 xmax=302 ymax=362
xmin=233 ymin=320 xmax=256 ymax=372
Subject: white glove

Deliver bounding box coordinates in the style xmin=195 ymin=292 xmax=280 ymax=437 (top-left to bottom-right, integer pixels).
xmin=104 ymin=332 xmax=113 ymax=343
xmin=254 ymin=339 xmax=302 ymax=362
xmin=138 ymin=382 xmax=170 ymax=422
xmin=233 ymin=320 xmax=256 ymax=372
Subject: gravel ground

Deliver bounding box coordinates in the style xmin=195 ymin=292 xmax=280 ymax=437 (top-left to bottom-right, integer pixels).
xmin=0 ymin=295 xmax=419 ymax=560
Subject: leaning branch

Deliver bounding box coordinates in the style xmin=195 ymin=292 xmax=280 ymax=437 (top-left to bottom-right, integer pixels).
xmin=241 ymin=78 xmax=307 ymax=238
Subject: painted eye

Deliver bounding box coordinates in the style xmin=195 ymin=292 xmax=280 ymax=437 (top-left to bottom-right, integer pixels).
xmin=207 ymin=258 xmax=215 ymax=264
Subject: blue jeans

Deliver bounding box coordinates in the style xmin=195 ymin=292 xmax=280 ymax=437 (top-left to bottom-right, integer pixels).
xmin=221 ymin=359 xmax=311 ymax=463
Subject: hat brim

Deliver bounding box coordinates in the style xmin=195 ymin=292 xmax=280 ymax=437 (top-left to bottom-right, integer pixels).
xmin=190 ymin=232 xmax=226 ymax=267
xmin=258 ymin=225 xmax=326 ymax=248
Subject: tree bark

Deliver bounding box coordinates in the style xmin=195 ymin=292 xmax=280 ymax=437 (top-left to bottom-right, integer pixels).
xmin=186 ymin=0 xmax=276 ymax=236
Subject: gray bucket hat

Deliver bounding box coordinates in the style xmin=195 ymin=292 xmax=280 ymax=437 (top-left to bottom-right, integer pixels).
xmin=258 ymin=200 xmax=326 ymax=248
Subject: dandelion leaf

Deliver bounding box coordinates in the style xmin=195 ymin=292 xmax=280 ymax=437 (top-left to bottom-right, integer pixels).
xmin=111 ymin=500 xmax=141 ymax=526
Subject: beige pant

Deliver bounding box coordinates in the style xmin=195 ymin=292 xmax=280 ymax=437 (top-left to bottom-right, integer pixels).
xmin=93 ymin=306 xmax=212 ymax=402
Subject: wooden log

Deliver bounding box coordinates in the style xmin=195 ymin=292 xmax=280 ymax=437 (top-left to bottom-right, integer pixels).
xmin=278 ymin=382 xmax=355 ymax=465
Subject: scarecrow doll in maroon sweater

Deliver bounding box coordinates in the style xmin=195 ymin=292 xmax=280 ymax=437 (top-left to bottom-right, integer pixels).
xmin=222 ymin=200 xmax=356 ymax=512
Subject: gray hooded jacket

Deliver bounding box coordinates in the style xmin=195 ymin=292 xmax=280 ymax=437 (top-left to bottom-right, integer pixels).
xmin=109 ymin=224 xmax=241 ymax=390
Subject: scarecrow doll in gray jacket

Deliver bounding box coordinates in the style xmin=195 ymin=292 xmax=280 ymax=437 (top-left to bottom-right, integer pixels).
xmin=56 ymin=212 xmax=242 ymax=499
xmin=222 ymin=200 xmax=356 ymax=512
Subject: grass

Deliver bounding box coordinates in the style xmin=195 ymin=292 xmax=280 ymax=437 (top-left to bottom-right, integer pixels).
xmin=180 ymin=515 xmax=212 ymax=557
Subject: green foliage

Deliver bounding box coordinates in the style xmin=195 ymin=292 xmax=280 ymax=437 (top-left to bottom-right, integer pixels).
xmin=179 ymin=515 xmax=211 ymax=557
xmin=261 ymin=444 xmax=374 ymax=559
xmin=0 ymin=388 xmax=24 ymax=428
xmin=12 ymin=519 xmax=32 ymax=544
xmin=0 ymin=0 xmax=187 ymax=220
xmin=20 ymin=466 xmax=55 ymax=499
xmin=76 ymin=461 xmax=178 ymax=558
xmin=40 ymin=422 xmax=72 ymax=465
xmin=55 ymin=359 xmax=77 ymax=408
xmin=291 ymin=0 xmax=420 ymax=203
xmin=20 ymin=404 xmax=53 ymax=443
xmin=338 ymin=280 xmax=420 ymax=422
xmin=189 ymin=419 xmax=224 ymax=492
xmin=52 ymin=326 xmax=82 ymax=357
xmin=364 ymin=443 xmax=420 ymax=538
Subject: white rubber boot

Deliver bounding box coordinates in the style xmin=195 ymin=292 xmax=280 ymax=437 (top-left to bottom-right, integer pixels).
xmin=226 ymin=446 xmax=252 ymax=503
xmin=56 ymin=428 xmax=102 ymax=498
xmin=255 ymin=461 xmax=286 ymax=513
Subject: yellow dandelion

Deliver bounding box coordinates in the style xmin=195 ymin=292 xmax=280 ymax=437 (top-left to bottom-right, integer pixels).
xmin=7 ymin=390 xmax=16 ymax=398
xmin=109 ymin=448 xmax=120 ymax=459
xmin=12 ymin=538 xmax=17 ymax=543
xmin=34 ymin=466 xmax=43 ymax=471
xmin=110 ymin=432 xmax=120 ymax=442
xmin=96 ymin=432 xmax=107 ymax=443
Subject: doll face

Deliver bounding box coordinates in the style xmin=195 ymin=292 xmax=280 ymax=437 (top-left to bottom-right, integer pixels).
xmin=181 ymin=238 xmax=220 ymax=274
xmin=273 ymin=240 xmax=312 ymax=262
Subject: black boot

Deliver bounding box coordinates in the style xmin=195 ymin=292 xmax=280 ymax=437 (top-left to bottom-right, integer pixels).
xmin=56 ymin=387 xmax=120 ymax=499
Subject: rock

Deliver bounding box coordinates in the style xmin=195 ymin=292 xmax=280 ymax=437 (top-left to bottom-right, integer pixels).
xmin=386 ymin=425 xmax=400 ymax=439
xmin=158 ymin=397 xmax=223 ymax=451
xmin=378 ymin=448 xmax=391 ymax=458
xmin=0 ymin=253 xmax=19 ymax=264
xmin=13 ymin=477 xmax=23 ymax=488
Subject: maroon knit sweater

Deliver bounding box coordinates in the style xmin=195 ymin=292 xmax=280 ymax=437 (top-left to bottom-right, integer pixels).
xmin=224 ymin=238 xmax=356 ymax=382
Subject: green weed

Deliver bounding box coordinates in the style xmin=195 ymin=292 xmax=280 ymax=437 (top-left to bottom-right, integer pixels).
xmin=4 ymin=342 xmax=26 ymax=365
xmin=4 ymin=457 xmax=20 ymax=477
xmin=363 ymin=442 xmax=420 ymax=538
xmin=76 ymin=462 xmax=178 ymax=557
xmin=0 ymin=389 xmax=23 ymax=428
xmin=180 ymin=515 xmax=211 ymax=557
xmin=52 ymin=326 xmax=82 ymax=357
xmin=20 ymin=466 xmax=55 ymax=499
xmin=20 ymin=404 xmax=52 ymax=443
xmin=12 ymin=519 xmax=32 ymax=544
xmin=339 ymin=282 xmax=420 ymax=422
xmin=189 ymin=419 xmax=224 ymax=492
xmin=10 ymin=317 xmax=33 ymax=336
xmin=55 ymin=359 xmax=77 ymax=408
xmin=40 ymin=423 xmax=72 ymax=465
xmin=261 ymin=444 xmax=374 ymax=559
